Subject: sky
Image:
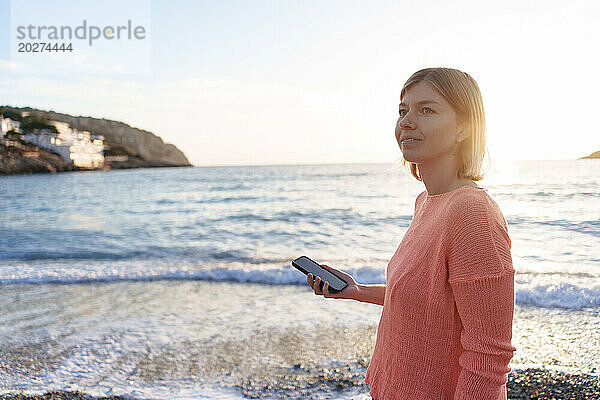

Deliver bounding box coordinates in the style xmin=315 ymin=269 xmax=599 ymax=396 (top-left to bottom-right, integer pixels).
xmin=1 ymin=0 xmax=599 ymax=167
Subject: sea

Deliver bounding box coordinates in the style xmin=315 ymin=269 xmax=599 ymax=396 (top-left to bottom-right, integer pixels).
xmin=0 ymin=159 xmax=599 ymax=399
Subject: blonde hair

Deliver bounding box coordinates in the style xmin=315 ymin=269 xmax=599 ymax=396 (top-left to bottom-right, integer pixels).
xmin=395 ymin=67 xmax=489 ymax=181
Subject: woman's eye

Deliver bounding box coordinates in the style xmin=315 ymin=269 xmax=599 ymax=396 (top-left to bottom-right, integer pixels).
xmin=399 ymin=107 xmax=434 ymax=117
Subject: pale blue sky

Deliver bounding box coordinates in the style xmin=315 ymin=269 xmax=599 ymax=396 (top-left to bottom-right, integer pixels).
xmin=1 ymin=0 xmax=599 ymax=166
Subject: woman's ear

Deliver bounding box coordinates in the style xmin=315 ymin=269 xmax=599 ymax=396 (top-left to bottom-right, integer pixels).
xmin=456 ymin=121 xmax=471 ymax=143
xmin=452 ymin=122 xmax=470 ymax=156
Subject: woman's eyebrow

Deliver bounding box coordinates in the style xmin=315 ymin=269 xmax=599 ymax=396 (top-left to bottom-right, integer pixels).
xmin=399 ymin=100 xmax=440 ymax=107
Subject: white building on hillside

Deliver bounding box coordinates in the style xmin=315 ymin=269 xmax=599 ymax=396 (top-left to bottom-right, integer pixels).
xmin=1 ymin=116 xmax=22 ymax=134
xmin=22 ymin=120 xmax=105 ymax=168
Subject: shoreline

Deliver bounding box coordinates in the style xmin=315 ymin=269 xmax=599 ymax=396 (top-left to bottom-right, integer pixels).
xmin=1 ymin=367 xmax=598 ymax=400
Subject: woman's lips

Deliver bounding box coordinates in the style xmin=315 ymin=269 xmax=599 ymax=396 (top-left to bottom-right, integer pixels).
xmin=401 ymin=138 xmax=420 ymax=145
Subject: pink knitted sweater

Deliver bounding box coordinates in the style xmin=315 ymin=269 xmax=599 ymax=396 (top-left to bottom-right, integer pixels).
xmin=365 ymin=185 xmax=517 ymax=400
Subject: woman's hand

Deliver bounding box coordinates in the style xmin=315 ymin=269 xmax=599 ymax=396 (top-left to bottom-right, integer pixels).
xmin=306 ymin=264 xmax=360 ymax=301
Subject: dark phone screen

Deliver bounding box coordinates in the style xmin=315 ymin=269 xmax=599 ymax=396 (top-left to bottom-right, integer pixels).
xmin=292 ymin=256 xmax=347 ymax=291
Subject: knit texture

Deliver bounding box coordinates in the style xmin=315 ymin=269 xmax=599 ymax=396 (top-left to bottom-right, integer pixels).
xmin=364 ymin=185 xmax=517 ymax=400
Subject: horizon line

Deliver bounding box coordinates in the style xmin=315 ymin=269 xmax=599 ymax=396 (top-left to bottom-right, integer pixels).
xmin=188 ymin=158 xmax=590 ymax=168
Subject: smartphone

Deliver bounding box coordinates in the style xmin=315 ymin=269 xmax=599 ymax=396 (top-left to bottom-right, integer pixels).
xmin=291 ymin=255 xmax=348 ymax=293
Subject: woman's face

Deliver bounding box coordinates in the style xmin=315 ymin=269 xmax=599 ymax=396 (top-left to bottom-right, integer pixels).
xmin=395 ymin=80 xmax=464 ymax=164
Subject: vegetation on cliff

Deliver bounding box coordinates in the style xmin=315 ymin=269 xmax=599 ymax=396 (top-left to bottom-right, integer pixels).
xmin=20 ymin=115 xmax=58 ymax=134
xmin=0 ymin=107 xmax=23 ymax=121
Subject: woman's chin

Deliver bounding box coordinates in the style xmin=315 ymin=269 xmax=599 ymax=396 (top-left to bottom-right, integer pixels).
xmin=400 ymin=153 xmax=419 ymax=163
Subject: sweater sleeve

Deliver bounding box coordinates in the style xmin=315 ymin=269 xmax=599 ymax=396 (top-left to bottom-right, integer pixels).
xmin=446 ymin=195 xmax=517 ymax=400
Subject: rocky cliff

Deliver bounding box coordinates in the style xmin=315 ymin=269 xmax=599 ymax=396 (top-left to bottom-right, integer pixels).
xmin=580 ymin=151 xmax=600 ymax=159
xmin=1 ymin=106 xmax=192 ymax=168
xmin=0 ymin=140 xmax=79 ymax=174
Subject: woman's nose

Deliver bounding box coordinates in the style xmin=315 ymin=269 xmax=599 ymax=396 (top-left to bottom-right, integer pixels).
xmin=398 ymin=114 xmax=415 ymax=130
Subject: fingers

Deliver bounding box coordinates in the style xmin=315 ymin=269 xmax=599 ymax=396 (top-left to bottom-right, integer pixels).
xmin=314 ymin=275 xmax=322 ymax=295
xmin=307 ymin=273 xmax=317 ymax=293
xmin=307 ymin=273 xmax=328 ymax=297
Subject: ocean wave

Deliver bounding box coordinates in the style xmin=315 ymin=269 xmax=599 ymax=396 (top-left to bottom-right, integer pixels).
xmin=0 ymin=264 xmax=385 ymax=288
xmin=516 ymin=282 xmax=600 ymax=310
xmin=1 ymin=263 xmax=598 ymax=310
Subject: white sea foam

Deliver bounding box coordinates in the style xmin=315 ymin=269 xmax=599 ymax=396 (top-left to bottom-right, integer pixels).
xmin=1 ymin=260 xmax=598 ymax=310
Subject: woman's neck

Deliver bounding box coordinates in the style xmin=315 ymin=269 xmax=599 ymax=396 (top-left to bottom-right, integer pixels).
xmin=417 ymin=156 xmax=474 ymax=196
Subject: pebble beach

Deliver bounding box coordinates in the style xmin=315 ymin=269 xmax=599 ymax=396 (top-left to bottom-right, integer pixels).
xmin=1 ymin=368 xmax=599 ymax=399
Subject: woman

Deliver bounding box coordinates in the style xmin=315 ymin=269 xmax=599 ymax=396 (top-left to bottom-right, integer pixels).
xmin=306 ymin=67 xmax=517 ymax=400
